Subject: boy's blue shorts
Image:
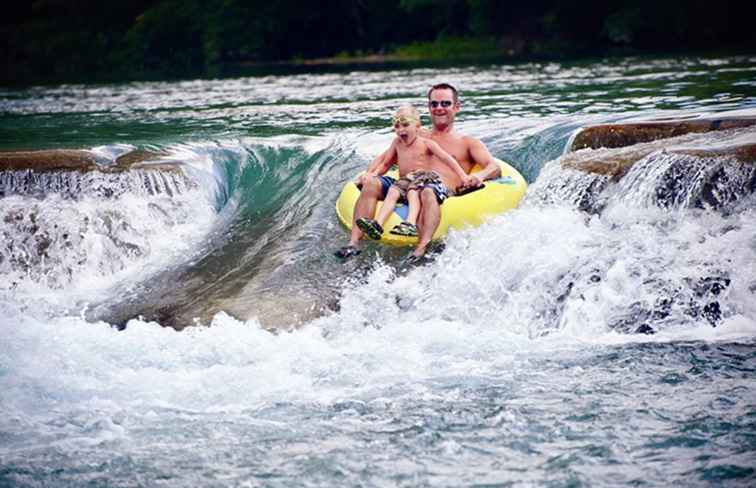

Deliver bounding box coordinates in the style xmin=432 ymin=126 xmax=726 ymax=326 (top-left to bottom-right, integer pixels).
xmin=356 ymin=175 xmax=396 ymax=197
xmin=378 ymin=176 xmax=396 ymax=197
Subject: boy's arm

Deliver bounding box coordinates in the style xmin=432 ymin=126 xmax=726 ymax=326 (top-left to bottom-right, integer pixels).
xmin=426 ymin=139 xmax=472 ymax=183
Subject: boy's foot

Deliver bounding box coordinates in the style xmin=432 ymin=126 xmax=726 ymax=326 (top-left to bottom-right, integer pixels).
xmin=334 ymin=245 xmax=361 ymax=259
xmin=389 ymin=222 xmax=418 ymax=237
xmin=356 ymin=218 xmax=383 ymax=241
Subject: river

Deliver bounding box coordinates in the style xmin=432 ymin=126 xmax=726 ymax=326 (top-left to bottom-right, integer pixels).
xmin=1 ymin=55 xmax=755 ymax=486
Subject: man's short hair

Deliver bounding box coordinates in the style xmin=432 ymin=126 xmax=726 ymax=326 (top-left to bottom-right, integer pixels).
xmin=427 ymin=83 xmax=459 ymax=104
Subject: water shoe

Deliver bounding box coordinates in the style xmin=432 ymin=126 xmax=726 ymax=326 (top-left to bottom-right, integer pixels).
xmin=334 ymin=246 xmax=361 ymax=259
xmin=356 ymin=218 xmax=383 ymax=240
xmin=389 ymin=222 xmax=418 ymax=237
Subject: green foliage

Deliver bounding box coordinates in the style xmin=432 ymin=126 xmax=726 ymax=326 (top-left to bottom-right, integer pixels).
xmin=603 ymin=8 xmax=644 ymax=44
xmin=394 ymin=36 xmax=500 ymax=60
xmin=2 ymin=0 xmax=754 ymax=86
xmin=1 ymin=0 xmax=154 ymax=84
xmin=121 ymin=0 xmax=206 ymax=77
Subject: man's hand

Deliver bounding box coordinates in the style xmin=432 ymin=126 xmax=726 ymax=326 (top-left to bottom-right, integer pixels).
xmin=355 ymin=173 xmax=376 ymax=187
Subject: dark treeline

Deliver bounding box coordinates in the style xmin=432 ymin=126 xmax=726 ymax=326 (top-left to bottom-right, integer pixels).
xmin=2 ymin=0 xmax=753 ymax=86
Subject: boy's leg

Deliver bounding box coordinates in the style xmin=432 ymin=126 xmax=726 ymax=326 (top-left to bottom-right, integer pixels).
xmin=406 ymin=189 xmax=420 ymax=225
xmin=374 ymin=186 xmax=400 ymax=226
xmin=389 ymin=188 xmax=420 ymax=237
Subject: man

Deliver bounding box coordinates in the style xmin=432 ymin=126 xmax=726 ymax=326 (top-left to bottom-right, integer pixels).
xmin=335 ymin=83 xmax=501 ymax=260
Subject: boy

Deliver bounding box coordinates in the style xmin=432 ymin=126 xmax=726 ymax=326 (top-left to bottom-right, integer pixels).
xmin=355 ymin=105 xmax=473 ymax=240
xmin=336 ymin=83 xmax=500 ymax=260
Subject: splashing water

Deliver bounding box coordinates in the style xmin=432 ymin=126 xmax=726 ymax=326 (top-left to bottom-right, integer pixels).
xmin=1 ymin=56 xmax=756 ymax=486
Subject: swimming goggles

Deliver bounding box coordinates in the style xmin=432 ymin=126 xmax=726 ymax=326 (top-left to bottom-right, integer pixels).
xmin=392 ymin=114 xmax=419 ymax=126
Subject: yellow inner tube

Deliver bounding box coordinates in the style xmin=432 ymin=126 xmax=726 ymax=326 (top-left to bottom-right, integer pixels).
xmin=335 ymin=159 xmax=527 ymax=246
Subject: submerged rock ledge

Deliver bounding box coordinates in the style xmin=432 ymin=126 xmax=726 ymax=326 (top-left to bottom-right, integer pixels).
xmin=558 ymin=115 xmax=756 ymax=212
xmin=0 ymin=149 xmax=178 ymax=173
xmin=533 ymin=118 xmax=756 ymax=215
xmin=0 ymin=149 xmax=192 ymax=198
xmin=569 ymin=115 xmax=756 ymax=152
xmin=562 ymin=129 xmax=756 ymax=181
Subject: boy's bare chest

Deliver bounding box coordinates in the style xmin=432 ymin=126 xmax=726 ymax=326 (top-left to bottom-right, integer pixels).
xmin=397 ymin=142 xmax=431 ymax=162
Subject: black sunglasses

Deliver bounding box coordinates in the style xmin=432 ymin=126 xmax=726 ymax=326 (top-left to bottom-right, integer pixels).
xmin=429 ymin=100 xmax=453 ymax=108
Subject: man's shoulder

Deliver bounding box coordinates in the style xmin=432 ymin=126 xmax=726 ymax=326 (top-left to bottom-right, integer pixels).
xmin=417 ymin=135 xmax=436 ymax=145
xmin=431 ymin=129 xmax=477 ymax=144
xmin=459 ymin=133 xmax=483 ymax=146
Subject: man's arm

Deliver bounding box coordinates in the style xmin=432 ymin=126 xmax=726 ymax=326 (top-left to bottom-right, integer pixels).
xmin=468 ymin=137 xmax=500 ymax=180
xmin=454 ymin=137 xmax=501 ymax=187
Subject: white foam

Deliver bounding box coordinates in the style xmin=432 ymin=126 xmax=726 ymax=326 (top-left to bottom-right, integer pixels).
xmin=0 ymin=184 xmax=216 ymax=315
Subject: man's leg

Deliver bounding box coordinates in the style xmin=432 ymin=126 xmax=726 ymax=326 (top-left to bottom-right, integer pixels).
xmin=415 ymin=187 xmax=440 ymax=257
xmin=349 ymin=177 xmax=383 ymax=247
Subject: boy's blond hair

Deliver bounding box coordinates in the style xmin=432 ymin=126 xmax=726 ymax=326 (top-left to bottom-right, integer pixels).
xmin=392 ymin=105 xmax=420 ymax=126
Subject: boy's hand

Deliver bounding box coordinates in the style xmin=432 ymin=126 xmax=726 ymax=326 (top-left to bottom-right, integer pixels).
xmin=459 ymin=174 xmax=482 ymax=190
